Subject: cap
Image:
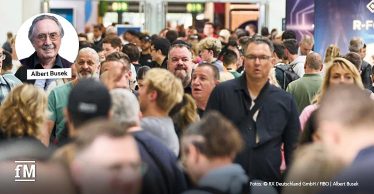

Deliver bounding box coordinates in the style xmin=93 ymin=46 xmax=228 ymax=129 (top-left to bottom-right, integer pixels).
xmin=68 ymin=78 xmax=111 ymax=120
xmin=219 ymin=29 xmax=231 ymax=42
xmin=140 ymin=34 xmax=151 ymax=42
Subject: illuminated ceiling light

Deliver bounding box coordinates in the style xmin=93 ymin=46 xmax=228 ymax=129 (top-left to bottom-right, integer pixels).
xmin=121 ymin=2 xmax=128 ymax=11
xmin=196 ymin=4 xmax=202 ymax=12
xmin=112 ymin=2 xmax=118 ymax=11
xmin=187 ymin=3 xmax=192 ymax=12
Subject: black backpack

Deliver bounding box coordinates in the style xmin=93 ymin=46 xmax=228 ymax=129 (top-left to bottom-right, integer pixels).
xmin=275 ymin=63 xmax=300 ymax=90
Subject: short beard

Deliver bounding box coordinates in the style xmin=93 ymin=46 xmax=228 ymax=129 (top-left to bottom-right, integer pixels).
xmin=182 ymin=73 xmax=191 ymax=88
xmin=78 ymin=72 xmax=98 ymax=79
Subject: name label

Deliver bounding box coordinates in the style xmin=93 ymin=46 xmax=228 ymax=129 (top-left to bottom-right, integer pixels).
xmin=27 ymin=68 xmax=71 ymax=80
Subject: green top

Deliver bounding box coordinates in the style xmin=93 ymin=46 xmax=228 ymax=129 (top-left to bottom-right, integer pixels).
xmin=48 ymin=82 xmax=73 ymax=139
xmin=229 ymin=70 xmax=242 ymax=78
xmin=286 ymin=74 xmax=322 ymax=114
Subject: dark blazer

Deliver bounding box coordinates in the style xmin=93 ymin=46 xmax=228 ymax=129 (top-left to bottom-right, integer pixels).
xmin=361 ymin=60 xmax=373 ymax=89
xmin=16 ymin=52 xmax=73 ymax=84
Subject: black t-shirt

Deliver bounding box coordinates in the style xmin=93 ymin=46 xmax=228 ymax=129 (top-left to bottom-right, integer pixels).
xmin=148 ymin=58 xmax=168 ymax=69
xmin=133 ymin=63 xmax=143 ymax=74
xmin=139 ymin=53 xmax=152 ymax=67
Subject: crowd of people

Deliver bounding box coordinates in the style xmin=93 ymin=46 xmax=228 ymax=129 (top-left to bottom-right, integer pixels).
xmin=1 ymin=13 xmax=374 ymax=194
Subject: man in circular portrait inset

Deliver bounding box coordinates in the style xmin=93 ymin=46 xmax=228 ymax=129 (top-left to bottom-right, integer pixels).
xmin=15 ymin=14 xmax=73 ymax=88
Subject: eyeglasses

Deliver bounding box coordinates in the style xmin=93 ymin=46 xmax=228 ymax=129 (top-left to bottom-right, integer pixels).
xmin=244 ymin=54 xmax=272 ymax=62
xmin=0 ymin=53 xmax=5 ymax=61
xmin=35 ymin=32 xmax=60 ymax=41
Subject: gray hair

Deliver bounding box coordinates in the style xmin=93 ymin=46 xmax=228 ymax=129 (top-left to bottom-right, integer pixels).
xmin=77 ymin=47 xmax=100 ymax=65
xmin=28 ymin=14 xmax=64 ymax=42
xmin=110 ymin=89 xmax=140 ymax=127
xmin=246 ymin=35 xmax=274 ymax=53
xmin=349 ymin=37 xmax=364 ymax=53
xmin=300 ymin=35 xmax=314 ymax=45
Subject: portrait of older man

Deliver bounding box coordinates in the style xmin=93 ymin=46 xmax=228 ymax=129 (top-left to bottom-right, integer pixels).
xmin=15 ymin=14 xmax=73 ymax=88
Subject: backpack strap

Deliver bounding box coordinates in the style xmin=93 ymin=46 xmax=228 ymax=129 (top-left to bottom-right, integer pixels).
xmin=289 ymin=62 xmax=297 ymax=70
xmin=274 ymin=65 xmax=288 ymax=89
xmin=1 ymin=76 xmax=11 ymax=90
xmin=249 ymin=82 xmax=270 ymax=125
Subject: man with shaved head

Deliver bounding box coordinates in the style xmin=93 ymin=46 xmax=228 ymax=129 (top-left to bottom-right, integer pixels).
xmin=286 ymin=52 xmax=323 ymax=114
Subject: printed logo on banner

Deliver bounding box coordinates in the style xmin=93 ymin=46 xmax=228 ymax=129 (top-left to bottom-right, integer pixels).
xmin=14 ymin=161 xmax=36 ymax=182
xmin=367 ymin=0 xmax=374 ymax=13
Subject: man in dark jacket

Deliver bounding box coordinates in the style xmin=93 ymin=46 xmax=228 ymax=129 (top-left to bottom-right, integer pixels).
xmin=181 ymin=111 xmax=277 ymax=194
xmin=349 ymin=38 xmax=372 ymax=89
xmin=206 ymin=36 xmax=300 ymax=184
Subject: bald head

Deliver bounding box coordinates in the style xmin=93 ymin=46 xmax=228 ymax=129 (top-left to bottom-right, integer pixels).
xmin=305 ymin=52 xmax=322 ymax=71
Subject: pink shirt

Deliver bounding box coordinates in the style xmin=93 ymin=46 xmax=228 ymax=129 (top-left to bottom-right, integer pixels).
xmin=299 ymin=104 xmax=319 ymax=131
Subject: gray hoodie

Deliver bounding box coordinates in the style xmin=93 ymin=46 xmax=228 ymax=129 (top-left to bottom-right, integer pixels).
xmin=183 ymin=164 xmax=248 ymax=194
xmin=182 ymin=164 xmax=277 ymax=194
xmin=140 ymin=116 xmax=179 ymax=156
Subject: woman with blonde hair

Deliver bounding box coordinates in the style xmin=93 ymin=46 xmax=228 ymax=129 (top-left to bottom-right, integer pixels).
xmin=0 ymin=84 xmax=49 ymax=146
xmin=299 ymin=57 xmax=363 ymax=131
xmin=322 ymin=44 xmax=340 ymax=76
xmin=323 ymin=44 xmax=340 ymax=65
xmin=169 ymin=94 xmax=199 ymax=138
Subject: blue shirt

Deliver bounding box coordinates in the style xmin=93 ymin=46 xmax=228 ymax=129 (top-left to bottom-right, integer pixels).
xmin=0 ymin=74 xmax=22 ymax=103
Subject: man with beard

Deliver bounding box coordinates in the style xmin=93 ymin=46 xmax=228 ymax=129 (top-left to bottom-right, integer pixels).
xmin=15 ymin=14 xmax=73 ymax=89
xmin=167 ymin=43 xmax=194 ymax=94
xmin=47 ymin=47 xmax=100 ymax=145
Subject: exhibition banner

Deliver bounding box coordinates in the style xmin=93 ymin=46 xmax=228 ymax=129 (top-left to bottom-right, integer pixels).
xmin=314 ymin=0 xmax=374 ymax=58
